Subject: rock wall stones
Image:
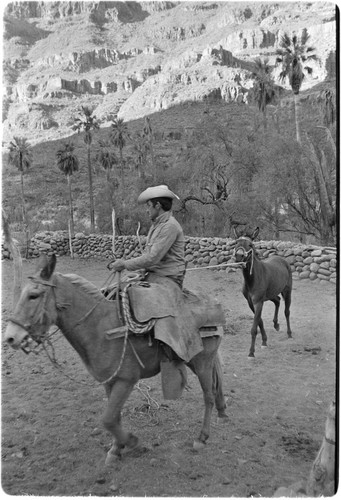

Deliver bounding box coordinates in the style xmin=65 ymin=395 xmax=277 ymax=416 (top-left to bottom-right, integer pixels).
xmin=2 ymin=231 xmax=336 ymax=284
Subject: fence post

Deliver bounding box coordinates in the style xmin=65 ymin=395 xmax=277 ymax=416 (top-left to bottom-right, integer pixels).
xmin=68 ymin=221 xmax=74 ymax=259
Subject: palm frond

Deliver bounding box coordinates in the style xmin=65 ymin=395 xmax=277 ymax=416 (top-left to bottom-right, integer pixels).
xmin=280 ymin=33 xmax=292 ymax=48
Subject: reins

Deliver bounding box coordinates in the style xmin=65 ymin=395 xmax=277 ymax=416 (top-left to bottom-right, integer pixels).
xmin=41 ymin=333 xmax=97 ymax=387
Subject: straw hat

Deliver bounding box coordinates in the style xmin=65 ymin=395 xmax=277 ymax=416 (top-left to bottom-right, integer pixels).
xmin=137 ymin=185 xmax=180 ymax=204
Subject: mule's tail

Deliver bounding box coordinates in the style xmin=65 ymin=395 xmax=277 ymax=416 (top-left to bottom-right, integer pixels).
xmin=213 ymin=350 xmax=227 ymax=416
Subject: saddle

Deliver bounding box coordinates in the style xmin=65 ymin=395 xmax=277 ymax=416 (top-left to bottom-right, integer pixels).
xmin=103 ymin=276 xmax=226 ymax=362
xmin=128 ymin=282 xmax=225 ymax=327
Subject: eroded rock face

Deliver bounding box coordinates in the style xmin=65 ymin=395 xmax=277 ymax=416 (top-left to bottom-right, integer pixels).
xmin=2 ymin=1 xmax=337 ymax=144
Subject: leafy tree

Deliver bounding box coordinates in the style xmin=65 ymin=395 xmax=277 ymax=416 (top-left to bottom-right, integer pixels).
xmin=56 ymin=142 xmax=79 ymax=236
xmin=317 ymin=89 xmax=336 ymax=128
xmin=73 ymin=106 xmax=100 ymax=233
xmin=251 ymin=57 xmax=276 ymax=129
xmin=110 ymin=117 xmax=130 ymax=179
xmin=276 ymin=29 xmax=318 ymax=142
xmin=303 ymin=128 xmax=336 ymax=244
xmin=8 ymin=136 xmax=33 ymax=255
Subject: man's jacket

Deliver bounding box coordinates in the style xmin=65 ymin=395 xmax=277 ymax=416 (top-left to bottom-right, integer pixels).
xmin=124 ymin=211 xmax=185 ymax=280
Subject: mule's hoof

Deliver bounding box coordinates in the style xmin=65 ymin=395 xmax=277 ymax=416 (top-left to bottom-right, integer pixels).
xmin=193 ymin=439 xmax=206 ymax=451
xmin=261 ymin=345 xmax=268 ymax=349
xmin=217 ymin=413 xmax=229 ymax=422
xmin=217 ymin=407 xmax=229 ymax=419
xmin=274 ymin=324 xmax=280 ymax=331
xmin=126 ymin=434 xmax=139 ymax=451
xmin=105 ymin=450 xmax=120 ymax=466
xmin=247 ymin=355 xmax=255 ymax=360
xmin=127 ymin=445 xmax=149 ymax=458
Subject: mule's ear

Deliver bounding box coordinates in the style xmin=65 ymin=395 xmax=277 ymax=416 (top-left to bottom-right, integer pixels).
xmin=39 ymin=254 xmax=57 ymax=281
xmin=251 ymin=227 xmax=260 ymax=240
xmin=232 ymin=226 xmax=239 ymax=239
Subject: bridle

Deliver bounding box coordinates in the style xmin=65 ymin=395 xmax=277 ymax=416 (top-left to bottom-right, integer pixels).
xmin=8 ymin=277 xmax=57 ymax=349
xmin=233 ymin=237 xmax=255 ymax=275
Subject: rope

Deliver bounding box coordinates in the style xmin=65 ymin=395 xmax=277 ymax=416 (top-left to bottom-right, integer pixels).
xmin=41 ymin=336 xmax=96 ymax=387
xmin=129 ymin=381 xmax=161 ymax=426
xmin=121 ymin=283 xmax=156 ymax=334
xmin=186 ymin=262 xmax=246 ymax=271
xmin=99 ymin=326 xmax=129 ymax=385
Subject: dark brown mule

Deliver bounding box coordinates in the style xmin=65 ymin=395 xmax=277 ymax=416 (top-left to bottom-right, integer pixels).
xmin=233 ymin=227 xmax=293 ymax=358
xmin=4 ymin=255 xmax=228 ymax=465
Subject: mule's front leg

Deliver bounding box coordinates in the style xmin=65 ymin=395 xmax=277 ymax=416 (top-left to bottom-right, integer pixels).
xmin=249 ymin=302 xmax=266 ymax=358
xmin=103 ymin=379 xmax=137 ymax=465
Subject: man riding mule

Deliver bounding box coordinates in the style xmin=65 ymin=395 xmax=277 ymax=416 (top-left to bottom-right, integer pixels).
xmin=5 ymin=254 xmax=228 ymax=464
xmin=107 ymin=185 xmax=224 ymax=390
xmin=4 ymin=186 xmax=228 ymax=464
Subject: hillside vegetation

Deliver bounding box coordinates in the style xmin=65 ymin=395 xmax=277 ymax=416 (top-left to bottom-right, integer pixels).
xmin=2 ymin=1 xmax=337 ymax=246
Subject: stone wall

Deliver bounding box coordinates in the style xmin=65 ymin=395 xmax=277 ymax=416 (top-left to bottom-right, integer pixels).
xmin=2 ymin=231 xmax=337 ymax=284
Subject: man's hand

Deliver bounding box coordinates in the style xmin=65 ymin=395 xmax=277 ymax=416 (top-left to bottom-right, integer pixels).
xmin=107 ymin=259 xmax=126 ymax=272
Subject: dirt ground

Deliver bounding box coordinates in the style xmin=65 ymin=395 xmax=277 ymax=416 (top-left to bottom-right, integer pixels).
xmin=1 ymin=256 xmax=337 ymax=497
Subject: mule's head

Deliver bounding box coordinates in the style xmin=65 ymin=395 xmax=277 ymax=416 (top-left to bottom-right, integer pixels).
xmin=4 ymin=254 xmax=58 ymax=352
xmin=233 ymin=227 xmax=259 ymax=264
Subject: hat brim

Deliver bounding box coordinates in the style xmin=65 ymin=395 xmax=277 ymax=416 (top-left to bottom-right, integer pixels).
xmin=137 ymin=186 xmax=180 ymax=204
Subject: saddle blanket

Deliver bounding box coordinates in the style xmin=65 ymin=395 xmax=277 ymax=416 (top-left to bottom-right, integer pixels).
xmin=127 ymin=275 xmax=226 ymax=362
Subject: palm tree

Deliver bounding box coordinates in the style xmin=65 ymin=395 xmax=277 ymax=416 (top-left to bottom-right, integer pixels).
xmin=143 ymin=116 xmax=156 ymax=178
xmin=8 ymin=136 xmax=33 ymax=256
xmin=73 ymin=106 xmax=100 ymax=233
xmin=251 ymin=57 xmax=276 ymax=130
xmin=276 ymin=29 xmax=318 ymax=143
xmin=56 ymin=142 xmax=79 ymax=236
xmin=110 ymin=117 xmax=129 ymax=178
xmin=96 ymin=139 xmax=118 ymax=184
xmin=96 ymin=139 xmax=119 ymax=212
xmin=132 ymin=132 xmax=149 ymax=179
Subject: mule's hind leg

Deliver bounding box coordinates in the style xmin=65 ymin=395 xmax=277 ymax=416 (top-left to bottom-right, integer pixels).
xmin=103 ymin=379 xmax=138 ymax=465
xmin=282 ymin=288 xmax=292 ymax=338
xmin=188 ymin=350 xmax=216 ymax=449
xmin=271 ymin=296 xmax=281 ymax=331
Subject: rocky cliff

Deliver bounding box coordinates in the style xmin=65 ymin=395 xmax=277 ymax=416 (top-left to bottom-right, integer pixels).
xmin=2 ymin=1 xmax=337 ymax=145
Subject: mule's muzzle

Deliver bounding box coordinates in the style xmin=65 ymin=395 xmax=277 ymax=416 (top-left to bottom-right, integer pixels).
xmin=5 ymin=322 xmax=42 ymax=354
xmin=5 ymin=321 xmax=29 ymax=350
xmin=234 ymin=248 xmax=247 ymax=262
